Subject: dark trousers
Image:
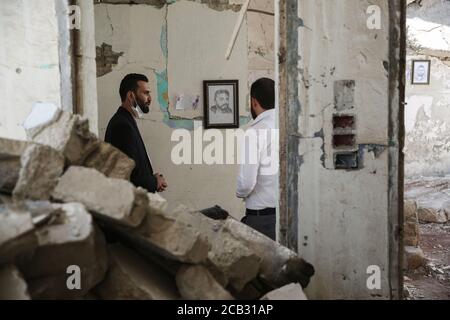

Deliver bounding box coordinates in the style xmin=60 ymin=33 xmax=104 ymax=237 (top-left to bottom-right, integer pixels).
xmin=241 ymin=208 xmax=276 ymax=241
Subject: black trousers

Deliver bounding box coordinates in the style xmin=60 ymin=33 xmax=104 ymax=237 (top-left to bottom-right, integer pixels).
xmin=241 ymin=208 xmax=276 ymax=241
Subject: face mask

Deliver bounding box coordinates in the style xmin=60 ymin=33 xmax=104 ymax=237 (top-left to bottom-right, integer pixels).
xmin=132 ymin=93 xmax=145 ymax=119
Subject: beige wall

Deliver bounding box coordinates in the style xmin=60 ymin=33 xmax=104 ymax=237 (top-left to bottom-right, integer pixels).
xmin=94 ymin=0 xmax=274 ymax=217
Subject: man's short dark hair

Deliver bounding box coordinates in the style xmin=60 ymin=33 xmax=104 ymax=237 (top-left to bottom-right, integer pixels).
xmin=119 ymin=73 xmax=149 ymax=102
xmin=250 ymin=78 xmax=275 ymax=110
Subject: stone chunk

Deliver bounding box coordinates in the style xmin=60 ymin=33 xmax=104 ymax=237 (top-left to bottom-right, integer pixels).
xmin=17 ymin=203 xmax=108 ymax=299
xmin=95 ymin=244 xmax=180 ymax=300
xmin=0 ymin=138 xmax=65 ymax=201
xmin=13 ymin=144 xmax=65 ymax=201
xmin=0 ymin=264 xmax=30 ymax=300
xmin=176 ymin=265 xmax=234 ymax=300
xmin=223 ymin=218 xmax=315 ymax=289
xmin=0 ymin=206 xmax=37 ymax=265
xmin=52 ymin=166 xmax=147 ymax=228
xmin=0 ymin=138 xmax=30 ymax=194
xmin=24 ymin=106 xmax=134 ymax=179
xmin=83 ymin=141 xmax=135 ymax=180
xmin=261 ymin=283 xmax=307 ymax=300
xmin=104 ymin=205 xmax=210 ymax=264
xmin=404 ymin=246 xmax=426 ymax=271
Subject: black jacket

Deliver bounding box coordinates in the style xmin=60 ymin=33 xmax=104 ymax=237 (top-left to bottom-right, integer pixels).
xmin=105 ymin=107 xmax=158 ymax=193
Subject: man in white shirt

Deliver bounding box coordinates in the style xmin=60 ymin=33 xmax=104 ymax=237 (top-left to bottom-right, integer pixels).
xmin=236 ymin=78 xmax=278 ymax=240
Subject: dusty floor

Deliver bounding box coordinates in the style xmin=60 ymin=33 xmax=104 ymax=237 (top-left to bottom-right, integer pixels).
xmin=404 ymin=222 xmax=450 ymax=300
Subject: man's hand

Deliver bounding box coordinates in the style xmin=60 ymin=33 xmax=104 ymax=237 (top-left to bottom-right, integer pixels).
xmin=155 ymin=173 xmax=168 ymax=193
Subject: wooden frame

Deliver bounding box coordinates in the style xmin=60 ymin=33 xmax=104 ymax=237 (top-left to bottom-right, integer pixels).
xmin=203 ymin=80 xmax=239 ymax=129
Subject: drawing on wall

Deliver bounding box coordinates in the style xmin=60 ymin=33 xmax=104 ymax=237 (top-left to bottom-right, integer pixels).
xmin=411 ymin=60 xmax=431 ymax=85
xmin=203 ymin=80 xmax=239 ymax=129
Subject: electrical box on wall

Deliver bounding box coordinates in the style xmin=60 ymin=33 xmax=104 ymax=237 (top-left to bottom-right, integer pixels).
xmin=332 ymin=114 xmax=358 ymax=170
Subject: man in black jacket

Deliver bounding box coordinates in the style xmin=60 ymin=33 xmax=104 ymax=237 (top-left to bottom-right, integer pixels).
xmin=105 ymin=73 xmax=167 ymax=193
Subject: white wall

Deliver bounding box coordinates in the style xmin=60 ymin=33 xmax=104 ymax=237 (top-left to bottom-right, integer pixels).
xmin=295 ymin=0 xmax=393 ymax=299
xmin=0 ymin=0 xmax=62 ymax=141
xmin=95 ymin=0 xmax=274 ymax=217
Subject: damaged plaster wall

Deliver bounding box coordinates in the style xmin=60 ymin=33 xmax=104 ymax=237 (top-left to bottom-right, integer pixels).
xmin=0 ymin=0 xmax=62 ymax=140
xmin=295 ymin=0 xmax=393 ymax=299
xmin=404 ymin=0 xmax=450 ymax=177
xmin=94 ymin=0 xmax=274 ymax=217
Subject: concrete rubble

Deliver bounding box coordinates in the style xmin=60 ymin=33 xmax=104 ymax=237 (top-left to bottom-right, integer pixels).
xmin=0 ymin=264 xmax=30 ymax=300
xmin=23 ymin=103 xmax=135 ymax=180
xmin=0 ymin=109 xmax=314 ymax=300
xmin=95 ymin=244 xmax=180 ymax=300
xmin=261 ymin=283 xmax=307 ymax=300
xmin=403 ymin=200 xmax=426 ymax=271
xmin=405 ymin=178 xmax=450 ymax=223
xmin=176 ymin=265 xmax=234 ymax=300
xmin=404 ymin=200 xmax=420 ymax=247
xmin=0 ymin=138 xmax=65 ymax=201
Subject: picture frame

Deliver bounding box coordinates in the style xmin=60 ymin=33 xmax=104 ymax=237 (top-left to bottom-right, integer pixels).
xmin=203 ymin=80 xmax=239 ymax=129
xmin=411 ymin=60 xmax=431 ymax=85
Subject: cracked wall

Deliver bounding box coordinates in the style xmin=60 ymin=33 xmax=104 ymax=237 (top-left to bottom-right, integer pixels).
xmin=294 ymin=0 xmax=393 ymax=299
xmin=405 ymin=0 xmax=450 ymax=177
xmin=94 ymin=0 xmax=274 ymax=216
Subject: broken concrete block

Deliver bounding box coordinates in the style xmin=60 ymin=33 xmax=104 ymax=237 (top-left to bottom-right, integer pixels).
xmin=14 ymin=144 xmax=65 ymax=201
xmin=223 ymin=218 xmax=315 ymax=289
xmin=0 ymin=138 xmax=31 ymax=194
xmin=164 ymin=210 xmax=261 ymax=293
xmin=404 ymin=200 xmax=417 ymax=220
xmin=0 ymin=138 xmax=65 ymax=200
xmin=26 ymin=110 xmax=99 ymax=166
xmin=0 ymin=264 xmax=30 ymax=300
xmin=147 ymin=192 xmax=169 ymax=212
xmin=0 ymin=206 xmax=37 ymax=265
xmin=206 ymin=226 xmax=261 ymax=292
xmin=17 ymin=203 xmax=108 ymax=299
xmin=417 ymin=207 xmax=448 ymax=223
xmin=95 ymin=244 xmax=180 ymax=300
xmin=404 ymin=221 xmax=420 ymax=247
xmin=404 ymin=200 xmax=420 ymax=247
xmin=261 ymin=283 xmax=307 ymax=300
xmin=103 ymin=205 xmax=210 ymax=264
xmin=24 ymin=106 xmax=134 ymax=179
xmin=413 ymin=190 xmax=450 ymax=223
xmin=176 ymin=265 xmax=234 ymax=300
xmin=404 ymin=246 xmax=426 ymax=271
xmin=82 ymin=141 xmax=135 ymax=180
xmin=52 ymin=166 xmax=148 ymax=228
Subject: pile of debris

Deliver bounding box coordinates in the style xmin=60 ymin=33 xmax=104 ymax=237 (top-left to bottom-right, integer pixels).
xmin=0 ymin=106 xmax=314 ymax=300
xmin=403 ymin=178 xmax=450 ymax=272
xmin=405 ymin=178 xmax=450 ymax=224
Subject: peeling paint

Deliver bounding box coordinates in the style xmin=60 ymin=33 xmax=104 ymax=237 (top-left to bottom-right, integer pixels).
xmin=93 ymin=0 xmax=242 ymax=12
xmin=96 ymin=43 xmax=124 ymax=77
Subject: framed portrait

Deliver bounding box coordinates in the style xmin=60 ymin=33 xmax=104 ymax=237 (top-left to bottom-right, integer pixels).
xmin=411 ymin=60 xmax=431 ymax=85
xmin=203 ymin=80 xmax=239 ymax=129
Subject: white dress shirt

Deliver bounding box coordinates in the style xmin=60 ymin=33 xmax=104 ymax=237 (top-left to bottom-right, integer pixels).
xmin=236 ymin=109 xmax=278 ymax=210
